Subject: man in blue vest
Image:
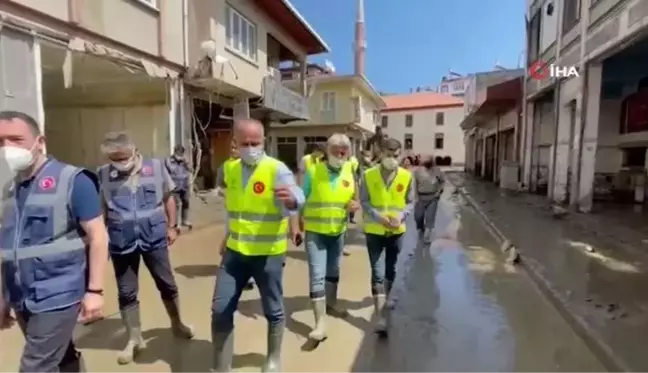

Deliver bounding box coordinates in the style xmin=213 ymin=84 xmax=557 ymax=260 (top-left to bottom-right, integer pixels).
xmin=165 ymin=144 xmax=193 ymax=230
xmin=97 ymin=132 xmax=193 ymax=365
xmin=0 ymin=110 xmax=109 ymax=372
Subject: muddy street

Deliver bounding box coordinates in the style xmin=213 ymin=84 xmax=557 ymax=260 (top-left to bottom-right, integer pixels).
xmin=0 ymin=193 xmax=605 ymax=372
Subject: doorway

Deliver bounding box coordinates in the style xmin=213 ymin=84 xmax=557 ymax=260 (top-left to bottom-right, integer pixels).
xmin=277 ymin=137 xmax=298 ymax=171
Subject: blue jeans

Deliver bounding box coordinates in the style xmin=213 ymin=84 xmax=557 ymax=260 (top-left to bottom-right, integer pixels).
xmin=305 ymin=231 xmax=345 ymax=299
xmin=365 ymin=233 xmax=404 ymax=295
xmin=211 ymin=248 xmax=285 ymax=331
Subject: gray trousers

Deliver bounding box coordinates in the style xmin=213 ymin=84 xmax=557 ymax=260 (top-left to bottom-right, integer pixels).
xmin=414 ymin=198 xmax=439 ymax=232
xmin=17 ymin=303 xmax=82 ymax=372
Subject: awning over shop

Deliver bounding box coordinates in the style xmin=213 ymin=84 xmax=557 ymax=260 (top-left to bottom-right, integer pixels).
xmin=460 ymin=77 xmax=522 ymax=130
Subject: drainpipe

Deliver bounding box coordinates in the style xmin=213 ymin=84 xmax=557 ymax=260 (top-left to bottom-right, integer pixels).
xmin=180 ymin=0 xmax=189 ymax=147
xmin=495 ymin=111 xmax=501 ymax=183
xmin=572 ymin=0 xmax=591 ymax=210
xmin=548 ymin=0 xmax=565 ymax=201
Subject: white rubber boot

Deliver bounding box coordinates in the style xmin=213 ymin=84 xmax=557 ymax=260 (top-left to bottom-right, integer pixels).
xmin=308 ymin=298 xmax=327 ymax=341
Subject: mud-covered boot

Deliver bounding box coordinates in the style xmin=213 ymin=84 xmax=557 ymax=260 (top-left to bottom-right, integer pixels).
xmin=211 ymin=329 xmax=234 ymax=372
xmin=325 ymin=281 xmax=348 ymax=317
xmin=117 ymin=305 xmax=147 ymax=365
xmin=262 ymin=321 xmax=284 ymax=373
xmin=373 ymin=295 xmax=388 ymax=336
xmin=308 ymin=298 xmax=327 ymax=341
xmin=163 ymin=298 xmax=194 ymax=339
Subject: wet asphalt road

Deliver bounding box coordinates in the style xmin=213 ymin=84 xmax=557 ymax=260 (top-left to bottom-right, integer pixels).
xmin=352 ymin=191 xmax=606 ymax=372
xmin=1 ymin=190 xmax=607 ymax=372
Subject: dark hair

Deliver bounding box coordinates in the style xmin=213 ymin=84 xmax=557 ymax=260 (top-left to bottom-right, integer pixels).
xmin=0 ymin=110 xmax=41 ymax=136
xmin=383 ymin=138 xmax=402 ymax=151
xmin=174 ymin=144 xmax=185 ymax=153
xmin=313 ymin=143 xmax=326 ymax=153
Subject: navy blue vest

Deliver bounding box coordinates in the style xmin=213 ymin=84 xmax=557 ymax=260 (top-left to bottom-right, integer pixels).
xmin=1 ymin=159 xmax=87 ymax=313
xmin=99 ymin=158 xmax=167 ymax=254
xmin=165 ymin=156 xmax=190 ymax=191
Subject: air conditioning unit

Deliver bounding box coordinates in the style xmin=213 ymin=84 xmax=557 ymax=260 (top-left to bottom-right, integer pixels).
xmin=268 ymin=67 xmax=281 ymax=81
xmin=233 ymin=98 xmax=250 ymax=120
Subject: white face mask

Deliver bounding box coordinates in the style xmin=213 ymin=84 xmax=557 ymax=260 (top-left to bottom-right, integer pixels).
xmin=381 ymin=157 xmax=398 ymax=170
xmin=240 ymin=146 xmax=264 ymax=165
xmin=0 ymin=145 xmax=35 ymax=173
xmin=112 ymin=158 xmax=135 ymax=172
xmin=327 ymin=155 xmax=344 ymax=169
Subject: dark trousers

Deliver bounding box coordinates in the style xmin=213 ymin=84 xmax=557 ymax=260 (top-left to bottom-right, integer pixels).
xmin=365 ymin=233 xmax=403 ymax=295
xmin=173 ymin=189 xmax=191 ymax=226
xmin=414 ymin=198 xmax=439 ymax=231
xmin=211 ymin=248 xmax=285 ymax=332
xmin=111 ymin=248 xmax=179 ymax=310
xmin=17 ymin=303 xmax=82 ymax=372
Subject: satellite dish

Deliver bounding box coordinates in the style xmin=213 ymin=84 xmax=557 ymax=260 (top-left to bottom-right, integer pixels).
xmin=324 ymin=60 xmax=336 ymax=73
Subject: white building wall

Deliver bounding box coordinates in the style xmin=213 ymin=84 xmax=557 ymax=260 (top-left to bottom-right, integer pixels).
xmin=46 ymin=106 xmax=170 ymax=169
xmin=381 ymin=106 xmax=465 ymax=165
xmin=539 ymin=0 xmax=558 ymax=53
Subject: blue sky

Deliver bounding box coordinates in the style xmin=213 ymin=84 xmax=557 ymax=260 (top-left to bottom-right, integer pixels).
xmin=290 ymin=0 xmax=527 ymax=94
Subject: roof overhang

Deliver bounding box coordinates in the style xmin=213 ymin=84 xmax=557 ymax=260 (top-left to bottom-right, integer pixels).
xmin=460 ymin=77 xmax=522 ymax=130
xmin=251 ymin=0 xmax=330 ymax=55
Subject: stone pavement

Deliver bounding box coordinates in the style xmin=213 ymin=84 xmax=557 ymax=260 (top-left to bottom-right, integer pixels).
xmin=448 ymin=171 xmax=648 ymax=372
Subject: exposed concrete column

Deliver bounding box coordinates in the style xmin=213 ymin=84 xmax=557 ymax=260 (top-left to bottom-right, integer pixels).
xmin=576 ymin=63 xmax=603 ymax=212
xmin=299 ymin=57 xmax=307 ymax=96
xmin=168 ymin=78 xmax=180 ymax=154
xmin=480 ymin=136 xmax=486 ymax=178
xmin=522 ymin=101 xmax=534 ymax=188
xmin=552 ymin=80 xmax=576 ymax=204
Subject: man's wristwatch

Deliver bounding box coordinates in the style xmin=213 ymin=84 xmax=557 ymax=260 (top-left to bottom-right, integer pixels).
xmin=87 ymin=288 xmax=104 ymax=295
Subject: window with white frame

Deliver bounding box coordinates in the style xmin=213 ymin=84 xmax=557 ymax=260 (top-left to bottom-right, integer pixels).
xmin=321 ymin=92 xmax=336 ymax=112
xmin=225 ymin=5 xmax=257 ymax=60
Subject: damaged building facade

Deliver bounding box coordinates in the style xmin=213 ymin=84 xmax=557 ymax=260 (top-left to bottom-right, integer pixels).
xmin=521 ymin=0 xmax=648 ymax=212
xmin=0 ymin=0 xmax=327 ymax=184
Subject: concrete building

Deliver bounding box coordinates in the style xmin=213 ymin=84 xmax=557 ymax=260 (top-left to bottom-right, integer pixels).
xmin=0 ymin=0 xmax=328 ymax=188
xmin=438 ymin=71 xmax=471 ymax=97
xmin=267 ymin=0 xmax=384 ymax=170
xmin=521 ymin=0 xmax=648 ymax=212
xmin=460 ymin=69 xmax=526 ymax=185
xmin=380 ymin=93 xmax=465 ymax=165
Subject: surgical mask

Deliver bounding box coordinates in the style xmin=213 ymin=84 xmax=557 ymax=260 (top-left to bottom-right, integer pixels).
xmin=112 ymin=158 xmax=135 ymax=172
xmin=0 ymin=145 xmax=35 ymax=173
xmin=240 ymin=146 xmax=264 ymax=165
xmin=381 ymin=157 xmax=398 ymax=170
xmin=327 ymin=155 xmax=344 ymax=169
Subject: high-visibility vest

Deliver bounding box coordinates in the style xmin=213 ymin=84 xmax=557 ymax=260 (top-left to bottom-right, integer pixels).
xmin=303 ymin=163 xmax=355 ymax=235
xmin=348 ymin=156 xmax=359 ymax=174
xmin=302 ymin=154 xmax=320 ymax=170
xmin=363 ymin=166 xmax=412 ymax=235
xmin=224 ymin=157 xmax=288 ymax=255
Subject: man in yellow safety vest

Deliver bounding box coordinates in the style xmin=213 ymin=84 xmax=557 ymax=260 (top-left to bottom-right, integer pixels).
xmin=301 ymin=133 xmax=359 ymax=342
xmin=298 ymin=143 xmax=325 ymax=183
xmin=211 ymin=119 xmax=303 ymax=373
xmin=359 ymin=137 xmax=415 ymax=337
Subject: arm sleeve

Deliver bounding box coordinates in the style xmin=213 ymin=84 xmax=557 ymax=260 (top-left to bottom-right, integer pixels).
xmin=161 ymin=163 xmax=177 ymax=194
xmin=297 ymin=157 xmax=306 ymax=173
xmin=359 ymin=173 xmax=383 ymax=222
xmin=69 ymin=171 xmax=103 ymax=223
xmin=400 ymin=177 xmax=416 ymax=222
xmin=274 ymin=161 xmax=305 ymax=216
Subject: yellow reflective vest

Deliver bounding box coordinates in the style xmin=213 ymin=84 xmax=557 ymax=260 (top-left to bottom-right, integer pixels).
xmin=302 ymin=154 xmax=321 ymax=171
xmin=348 ymin=156 xmax=359 ymax=174
xmin=303 ymin=163 xmax=356 ymax=235
xmin=363 ymin=166 xmax=412 ymax=235
xmin=224 ymin=157 xmax=288 ymax=255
